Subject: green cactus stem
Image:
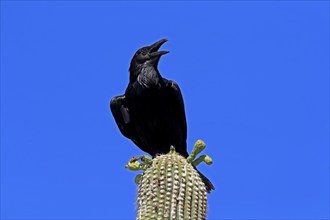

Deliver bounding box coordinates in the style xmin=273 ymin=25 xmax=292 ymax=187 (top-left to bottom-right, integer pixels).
xmin=192 ymin=155 xmax=213 ymax=167
xmin=126 ymin=140 xmax=213 ymax=220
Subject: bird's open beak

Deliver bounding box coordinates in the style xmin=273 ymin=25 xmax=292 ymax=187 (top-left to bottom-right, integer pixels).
xmin=149 ymin=39 xmax=169 ymax=58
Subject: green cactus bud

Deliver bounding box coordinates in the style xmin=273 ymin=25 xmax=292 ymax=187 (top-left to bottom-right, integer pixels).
xmin=187 ymin=140 xmax=206 ymax=163
xmin=135 ymin=174 xmax=142 ymax=184
xmin=136 ymin=152 xmax=208 ymax=220
xmin=125 ymin=161 xmax=142 ymax=171
xmin=126 ymin=155 xmax=153 ymax=171
xmin=204 ymin=155 xmax=213 ymax=165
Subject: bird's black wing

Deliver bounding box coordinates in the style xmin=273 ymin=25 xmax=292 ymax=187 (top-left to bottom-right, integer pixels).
xmin=110 ymin=95 xmax=133 ymax=139
xmin=110 ymin=95 xmax=151 ymax=154
xmin=164 ymin=79 xmax=188 ymax=157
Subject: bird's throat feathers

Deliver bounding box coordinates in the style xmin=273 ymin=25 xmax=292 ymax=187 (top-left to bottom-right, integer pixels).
xmin=130 ymin=65 xmax=162 ymax=88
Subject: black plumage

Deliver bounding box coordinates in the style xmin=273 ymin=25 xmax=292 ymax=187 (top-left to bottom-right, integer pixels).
xmin=110 ymin=39 xmax=214 ymax=192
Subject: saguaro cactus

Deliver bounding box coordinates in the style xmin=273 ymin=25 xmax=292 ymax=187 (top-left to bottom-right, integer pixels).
xmin=126 ymin=140 xmax=213 ymax=220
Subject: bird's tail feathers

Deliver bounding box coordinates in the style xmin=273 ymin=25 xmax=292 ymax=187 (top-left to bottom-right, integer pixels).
xmin=195 ymin=168 xmax=215 ymax=193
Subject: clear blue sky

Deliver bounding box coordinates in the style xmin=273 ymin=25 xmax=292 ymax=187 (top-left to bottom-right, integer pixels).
xmin=1 ymin=1 xmax=329 ymax=219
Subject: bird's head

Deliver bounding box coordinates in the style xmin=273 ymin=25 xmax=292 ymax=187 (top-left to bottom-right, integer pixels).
xmin=129 ymin=39 xmax=169 ymax=72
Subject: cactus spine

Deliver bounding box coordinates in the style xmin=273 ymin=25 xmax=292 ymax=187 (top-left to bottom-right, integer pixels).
xmin=126 ymin=140 xmax=213 ymax=220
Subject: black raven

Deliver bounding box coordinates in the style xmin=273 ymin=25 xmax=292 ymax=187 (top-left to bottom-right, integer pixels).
xmin=110 ymin=39 xmax=214 ymax=192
